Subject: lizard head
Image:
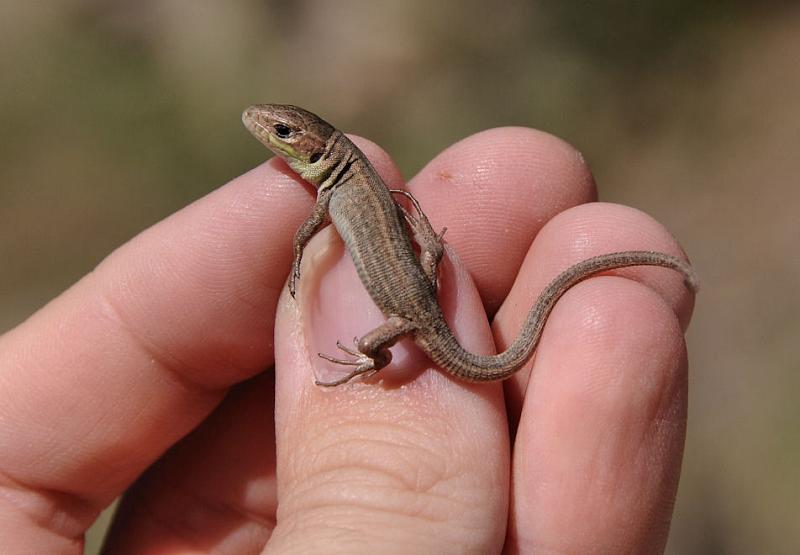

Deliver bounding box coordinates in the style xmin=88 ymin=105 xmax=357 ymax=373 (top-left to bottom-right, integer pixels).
xmin=242 ymin=104 xmax=336 ymax=186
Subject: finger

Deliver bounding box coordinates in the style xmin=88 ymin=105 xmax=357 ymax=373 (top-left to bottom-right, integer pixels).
xmin=508 ymin=279 xmax=688 ymax=553
xmin=405 ymin=127 xmax=597 ymax=313
xmin=267 ymin=138 xmax=510 ymax=553
xmin=0 ymin=160 xmax=309 ymax=549
xmin=500 ymin=203 xmax=694 ymax=552
xmin=498 ymin=202 xmax=695 ymax=415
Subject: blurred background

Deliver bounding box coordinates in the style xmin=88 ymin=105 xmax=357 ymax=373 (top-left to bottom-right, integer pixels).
xmin=2 ymin=1 xmax=798 ymax=553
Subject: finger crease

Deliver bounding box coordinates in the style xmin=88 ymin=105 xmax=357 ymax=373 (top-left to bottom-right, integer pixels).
xmin=0 ymin=466 xmax=100 ymax=544
xmin=95 ymin=289 xmax=224 ymax=396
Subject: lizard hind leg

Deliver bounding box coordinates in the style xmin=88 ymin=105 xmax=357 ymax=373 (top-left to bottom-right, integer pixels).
xmin=390 ymin=189 xmax=446 ymax=290
xmin=315 ymin=316 xmax=416 ymax=386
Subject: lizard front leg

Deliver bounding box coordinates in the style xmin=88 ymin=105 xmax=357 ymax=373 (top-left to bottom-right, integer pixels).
xmin=316 ymin=315 xmax=417 ymax=386
xmin=289 ymin=189 xmax=332 ymax=297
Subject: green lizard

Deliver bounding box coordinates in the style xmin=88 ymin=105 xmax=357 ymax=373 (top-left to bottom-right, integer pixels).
xmin=243 ymin=104 xmax=698 ymax=387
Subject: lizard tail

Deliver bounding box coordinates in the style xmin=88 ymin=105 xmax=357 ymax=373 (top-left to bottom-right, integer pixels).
xmin=420 ymin=251 xmax=698 ymax=382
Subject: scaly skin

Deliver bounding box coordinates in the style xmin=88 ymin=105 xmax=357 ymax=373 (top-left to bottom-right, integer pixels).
xmin=242 ymin=104 xmax=698 ymax=386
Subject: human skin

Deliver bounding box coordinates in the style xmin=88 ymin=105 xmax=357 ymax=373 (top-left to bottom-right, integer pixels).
xmin=0 ymin=128 xmax=694 ymax=554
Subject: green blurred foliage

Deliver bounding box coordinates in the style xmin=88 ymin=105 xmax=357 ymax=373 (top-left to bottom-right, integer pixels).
xmin=2 ymin=1 xmax=799 ymax=553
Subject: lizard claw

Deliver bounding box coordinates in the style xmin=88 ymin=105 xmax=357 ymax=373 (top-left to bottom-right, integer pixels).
xmin=316 ymin=351 xmax=378 ymax=386
xmin=316 ymin=338 xmax=387 ymax=386
xmin=318 ymin=339 xmax=372 ymax=367
xmin=315 ymin=367 xmax=379 ymax=387
xmin=288 ymin=267 xmax=301 ymax=299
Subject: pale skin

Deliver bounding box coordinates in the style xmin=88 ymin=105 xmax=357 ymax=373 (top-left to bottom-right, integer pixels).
xmin=0 ymin=127 xmax=694 ymax=553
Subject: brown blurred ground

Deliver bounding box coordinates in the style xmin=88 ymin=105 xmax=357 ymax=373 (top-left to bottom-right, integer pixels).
xmin=1 ymin=2 xmax=798 ymax=553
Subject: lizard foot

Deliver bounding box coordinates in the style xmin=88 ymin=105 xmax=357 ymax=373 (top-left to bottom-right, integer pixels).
xmin=316 ymin=339 xmax=388 ymax=387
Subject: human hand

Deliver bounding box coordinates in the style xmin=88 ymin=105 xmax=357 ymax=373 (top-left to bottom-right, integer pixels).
xmin=0 ymin=128 xmax=694 ymax=553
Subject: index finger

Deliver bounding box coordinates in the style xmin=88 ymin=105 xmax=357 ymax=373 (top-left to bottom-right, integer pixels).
xmin=0 ymin=160 xmax=307 ymax=549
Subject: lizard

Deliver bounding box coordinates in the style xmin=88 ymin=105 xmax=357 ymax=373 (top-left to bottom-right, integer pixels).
xmin=242 ymin=104 xmax=698 ymax=387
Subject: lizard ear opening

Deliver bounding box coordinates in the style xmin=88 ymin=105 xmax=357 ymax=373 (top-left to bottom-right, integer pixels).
xmin=309 ymin=152 xmax=322 ymax=163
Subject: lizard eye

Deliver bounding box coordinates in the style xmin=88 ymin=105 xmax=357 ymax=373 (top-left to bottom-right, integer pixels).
xmin=273 ymin=123 xmax=293 ymax=139
xmin=309 ymin=152 xmax=322 ymax=163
